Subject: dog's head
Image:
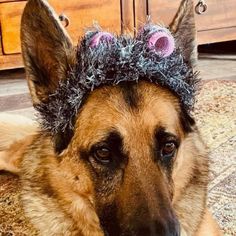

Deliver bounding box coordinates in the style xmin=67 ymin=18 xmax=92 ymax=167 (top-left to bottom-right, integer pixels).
xmin=21 ymin=0 xmax=206 ymax=235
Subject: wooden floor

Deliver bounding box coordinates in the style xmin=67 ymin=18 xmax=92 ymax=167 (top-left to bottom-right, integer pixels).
xmin=0 ymin=69 xmax=34 ymax=118
xmin=0 ymin=53 xmax=235 ymax=118
xmin=198 ymin=54 xmax=236 ymax=80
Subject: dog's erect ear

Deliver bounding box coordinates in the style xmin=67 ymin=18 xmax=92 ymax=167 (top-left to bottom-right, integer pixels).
xmin=21 ymin=0 xmax=75 ymax=104
xmin=169 ymin=0 xmax=197 ymax=67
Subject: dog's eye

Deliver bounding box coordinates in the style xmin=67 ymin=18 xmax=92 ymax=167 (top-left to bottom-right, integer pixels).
xmin=161 ymin=142 xmax=176 ymax=159
xmin=93 ymin=147 xmax=111 ymax=164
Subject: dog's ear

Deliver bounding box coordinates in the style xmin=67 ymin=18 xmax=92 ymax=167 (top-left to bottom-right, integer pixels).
xmin=169 ymin=0 xmax=197 ymax=67
xmin=21 ymin=0 xmax=75 ymax=104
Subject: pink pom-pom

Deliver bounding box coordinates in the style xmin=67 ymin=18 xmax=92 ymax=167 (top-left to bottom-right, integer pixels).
xmin=148 ymin=30 xmax=175 ymax=57
xmin=89 ymin=32 xmax=114 ymax=48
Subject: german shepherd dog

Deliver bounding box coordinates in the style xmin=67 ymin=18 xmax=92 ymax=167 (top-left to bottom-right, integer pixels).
xmin=0 ymin=0 xmax=222 ymax=235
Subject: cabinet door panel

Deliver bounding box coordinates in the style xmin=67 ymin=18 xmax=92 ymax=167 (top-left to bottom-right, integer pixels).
xmin=147 ymin=0 xmax=180 ymax=26
xmin=195 ymin=0 xmax=236 ymax=31
xmin=0 ymin=0 xmax=121 ymax=55
xmin=147 ymin=0 xmax=236 ymax=44
xmin=49 ymin=0 xmax=121 ymax=44
xmin=134 ymin=0 xmax=147 ymax=31
xmin=0 ymin=1 xmax=26 ymax=54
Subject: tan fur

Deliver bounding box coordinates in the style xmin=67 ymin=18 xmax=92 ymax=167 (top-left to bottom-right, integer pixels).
xmin=0 ymin=83 xmax=221 ymax=235
xmin=0 ymin=0 xmax=222 ymax=235
xmin=0 ymin=113 xmax=37 ymax=150
xmin=0 ymin=113 xmax=37 ymax=174
xmin=196 ymin=210 xmax=223 ymax=236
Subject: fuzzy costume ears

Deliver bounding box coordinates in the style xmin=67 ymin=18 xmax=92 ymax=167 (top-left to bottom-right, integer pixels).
xmin=89 ymin=26 xmax=175 ymax=58
xmin=89 ymin=32 xmax=115 ymax=48
xmin=35 ymin=24 xmax=198 ymax=138
xmin=137 ymin=25 xmax=175 ymax=58
xmin=147 ymin=30 xmax=175 ymax=57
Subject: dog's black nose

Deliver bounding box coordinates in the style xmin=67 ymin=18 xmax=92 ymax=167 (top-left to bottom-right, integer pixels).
xmin=135 ymin=217 xmax=180 ymax=236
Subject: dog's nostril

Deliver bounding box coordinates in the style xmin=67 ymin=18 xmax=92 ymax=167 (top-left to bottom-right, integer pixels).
xmin=167 ymin=219 xmax=180 ymax=236
xmin=167 ymin=219 xmax=181 ymax=236
xmin=152 ymin=217 xmax=180 ymax=236
xmin=171 ymin=223 xmax=180 ymax=236
xmin=134 ymin=218 xmax=180 ymax=236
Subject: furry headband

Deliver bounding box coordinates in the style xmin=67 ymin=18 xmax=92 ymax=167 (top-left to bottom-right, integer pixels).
xmin=36 ymin=24 xmax=198 ymax=134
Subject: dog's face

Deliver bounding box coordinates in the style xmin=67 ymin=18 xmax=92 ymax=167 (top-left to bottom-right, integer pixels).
xmin=68 ymin=81 xmax=195 ymax=235
xmin=21 ymin=1 xmax=205 ymax=235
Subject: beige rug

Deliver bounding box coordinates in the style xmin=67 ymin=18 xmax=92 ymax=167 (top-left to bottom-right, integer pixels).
xmin=0 ymin=79 xmax=235 ymax=235
xmin=194 ymin=80 xmax=236 ymax=236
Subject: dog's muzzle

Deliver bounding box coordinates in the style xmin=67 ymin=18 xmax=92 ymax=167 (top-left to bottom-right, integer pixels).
xmin=133 ymin=215 xmax=180 ymax=236
xmin=103 ymin=211 xmax=181 ymax=236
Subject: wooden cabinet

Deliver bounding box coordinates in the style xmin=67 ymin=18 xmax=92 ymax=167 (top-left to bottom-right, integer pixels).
xmin=1 ymin=0 xmax=122 ymax=55
xmin=1 ymin=1 xmax=26 ymax=55
xmin=0 ymin=0 xmax=128 ymax=70
xmin=139 ymin=0 xmax=236 ymax=45
xmin=0 ymin=0 xmax=236 ymax=70
xmin=195 ymin=0 xmax=236 ymax=44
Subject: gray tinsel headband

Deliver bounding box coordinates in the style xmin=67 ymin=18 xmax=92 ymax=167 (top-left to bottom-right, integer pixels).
xmin=36 ymin=24 xmax=198 ymax=135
